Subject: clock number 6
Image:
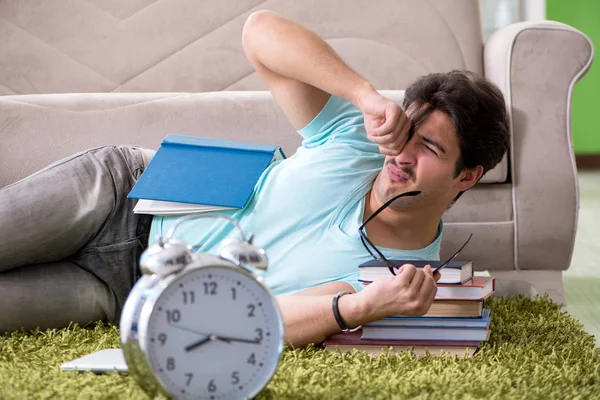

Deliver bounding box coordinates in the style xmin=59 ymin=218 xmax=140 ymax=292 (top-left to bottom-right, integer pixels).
xmin=208 ymin=379 xmax=217 ymax=393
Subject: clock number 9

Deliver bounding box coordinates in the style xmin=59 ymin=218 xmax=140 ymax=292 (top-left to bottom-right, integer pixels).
xmin=158 ymin=333 xmax=167 ymax=346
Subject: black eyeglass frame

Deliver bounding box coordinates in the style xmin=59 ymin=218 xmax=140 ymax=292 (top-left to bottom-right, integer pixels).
xmin=358 ymin=190 xmax=473 ymax=276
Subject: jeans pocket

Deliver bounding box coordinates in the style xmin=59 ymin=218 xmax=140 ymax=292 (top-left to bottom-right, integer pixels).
xmin=90 ymin=237 xmax=142 ymax=254
xmin=72 ymin=237 xmax=146 ymax=320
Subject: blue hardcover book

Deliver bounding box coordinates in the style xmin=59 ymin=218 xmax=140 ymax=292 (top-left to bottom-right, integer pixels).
xmin=363 ymin=309 xmax=491 ymax=330
xmin=359 ymin=260 xmax=473 ymax=285
xmin=128 ymin=134 xmax=286 ymax=215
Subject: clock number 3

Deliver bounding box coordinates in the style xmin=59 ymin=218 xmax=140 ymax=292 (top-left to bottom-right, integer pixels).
xmin=255 ymin=328 xmax=263 ymax=344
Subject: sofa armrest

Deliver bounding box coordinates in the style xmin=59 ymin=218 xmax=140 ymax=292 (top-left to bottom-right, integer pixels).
xmin=484 ymin=21 xmax=593 ymax=271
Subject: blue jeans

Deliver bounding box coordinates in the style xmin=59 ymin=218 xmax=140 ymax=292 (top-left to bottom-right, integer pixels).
xmin=0 ymin=146 xmax=154 ymax=332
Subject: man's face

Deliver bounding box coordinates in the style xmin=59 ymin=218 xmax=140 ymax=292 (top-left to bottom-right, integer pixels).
xmin=375 ymin=108 xmax=466 ymax=211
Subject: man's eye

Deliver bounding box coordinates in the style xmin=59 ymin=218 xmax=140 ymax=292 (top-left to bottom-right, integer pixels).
xmin=422 ymin=143 xmax=438 ymax=156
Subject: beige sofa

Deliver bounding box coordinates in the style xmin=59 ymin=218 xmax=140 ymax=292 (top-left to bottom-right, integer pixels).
xmin=0 ymin=0 xmax=593 ymax=306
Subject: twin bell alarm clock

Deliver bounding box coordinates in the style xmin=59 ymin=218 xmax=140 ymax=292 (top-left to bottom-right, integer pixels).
xmin=119 ymin=214 xmax=285 ymax=400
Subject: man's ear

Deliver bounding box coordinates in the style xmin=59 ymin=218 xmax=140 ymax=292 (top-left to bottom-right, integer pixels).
xmin=457 ymin=165 xmax=484 ymax=192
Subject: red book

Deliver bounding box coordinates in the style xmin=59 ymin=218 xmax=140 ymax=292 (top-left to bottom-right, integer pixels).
xmin=361 ymin=276 xmax=495 ymax=301
xmin=435 ymin=276 xmax=496 ymax=300
xmin=324 ymin=331 xmax=480 ymax=347
xmin=322 ymin=331 xmax=479 ymax=358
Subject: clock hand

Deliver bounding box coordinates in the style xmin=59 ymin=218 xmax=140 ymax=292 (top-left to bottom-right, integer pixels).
xmin=168 ymin=323 xmax=260 ymax=345
xmin=168 ymin=322 xmax=208 ymax=337
xmin=184 ymin=334 xmax=217 ymax=352
xmin=213 ymin=335 xmax=260 ymax=345
xmin=171 ymin=323 xmax=219 ymax=352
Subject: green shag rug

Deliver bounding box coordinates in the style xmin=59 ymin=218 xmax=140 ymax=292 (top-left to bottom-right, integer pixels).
xmin=1 ymin=296 xmax=599 ymax=400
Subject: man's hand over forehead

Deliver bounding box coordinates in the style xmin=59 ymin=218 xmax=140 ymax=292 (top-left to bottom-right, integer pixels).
xmin=357 ymin=91 xmax=411 ymax=157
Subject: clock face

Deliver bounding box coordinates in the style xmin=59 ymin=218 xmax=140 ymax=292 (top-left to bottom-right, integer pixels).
xmin=144 ymin=264 xmax=284 ymax=400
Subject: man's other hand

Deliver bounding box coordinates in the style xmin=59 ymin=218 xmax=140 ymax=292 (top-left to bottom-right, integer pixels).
xmin=357 ymin=91 xmax=411 ymax=157
xmin=357 ymin=264 xmax=438 ymax=319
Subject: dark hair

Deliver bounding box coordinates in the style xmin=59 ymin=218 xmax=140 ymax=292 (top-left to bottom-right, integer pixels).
xmin=403 ymin=70 xmax=510 ymax=177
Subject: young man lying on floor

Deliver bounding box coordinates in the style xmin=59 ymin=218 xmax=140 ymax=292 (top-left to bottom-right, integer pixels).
xmin=0 ymin=11 xmax=509 ymax=348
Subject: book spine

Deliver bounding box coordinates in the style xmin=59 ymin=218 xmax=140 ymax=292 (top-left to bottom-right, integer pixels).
xmin=163 ymin=135 xmax=279 ymax=154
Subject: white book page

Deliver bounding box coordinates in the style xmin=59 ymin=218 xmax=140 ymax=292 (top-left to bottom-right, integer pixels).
xmin=133 ymin=199 xmax=234 ymax=216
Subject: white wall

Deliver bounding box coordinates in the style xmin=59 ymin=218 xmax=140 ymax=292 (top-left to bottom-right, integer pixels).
xmin=480 ymin=0 xmax=547 ymax=40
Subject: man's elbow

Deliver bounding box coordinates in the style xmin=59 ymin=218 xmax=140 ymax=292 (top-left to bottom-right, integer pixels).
xmin=284 ymin=330 xmax=326 ymax=350
xmin=242 ymin=10 xmax=279 ymax=55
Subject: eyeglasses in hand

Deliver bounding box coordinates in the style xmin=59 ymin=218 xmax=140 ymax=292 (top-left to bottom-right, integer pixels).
xmin=358 ymin=190 xmax=473 ymax=276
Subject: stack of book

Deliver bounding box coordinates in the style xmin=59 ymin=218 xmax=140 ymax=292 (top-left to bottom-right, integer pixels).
xmin=323 ymin=260 xmax=495 ymax=358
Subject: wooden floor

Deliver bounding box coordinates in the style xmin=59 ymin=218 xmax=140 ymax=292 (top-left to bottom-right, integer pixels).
xmin=564 ymin=171 xmax=600 ymax=346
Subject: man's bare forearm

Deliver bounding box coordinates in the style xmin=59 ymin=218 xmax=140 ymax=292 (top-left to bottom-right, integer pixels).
xmin=242 ymin=10 xmax=375 ymax=106
xmin=276 ymin=266 xmax=439 ymax=348
xmin=277 ymin=285 xmax=372 ymax=348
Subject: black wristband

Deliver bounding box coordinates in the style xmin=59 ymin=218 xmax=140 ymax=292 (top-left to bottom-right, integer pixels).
xmin=332 ymin=291 xmax=362 ymax=333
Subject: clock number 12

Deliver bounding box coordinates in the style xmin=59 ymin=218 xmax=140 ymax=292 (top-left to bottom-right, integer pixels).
xmin=203 ymin=281 xmax=218 ymax=295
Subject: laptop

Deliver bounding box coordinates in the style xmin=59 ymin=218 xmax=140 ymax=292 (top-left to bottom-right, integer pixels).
xmin=60 ymin=349 xmax=128 ymax=373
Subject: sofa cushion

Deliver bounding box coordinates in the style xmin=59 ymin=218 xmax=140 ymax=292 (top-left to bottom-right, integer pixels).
xmin=0 ymin=0 xmax=483 ymax=95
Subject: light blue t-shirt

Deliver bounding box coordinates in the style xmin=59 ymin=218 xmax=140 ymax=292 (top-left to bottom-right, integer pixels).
xmin=149 ymin=95 xmax=442 ymax=294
